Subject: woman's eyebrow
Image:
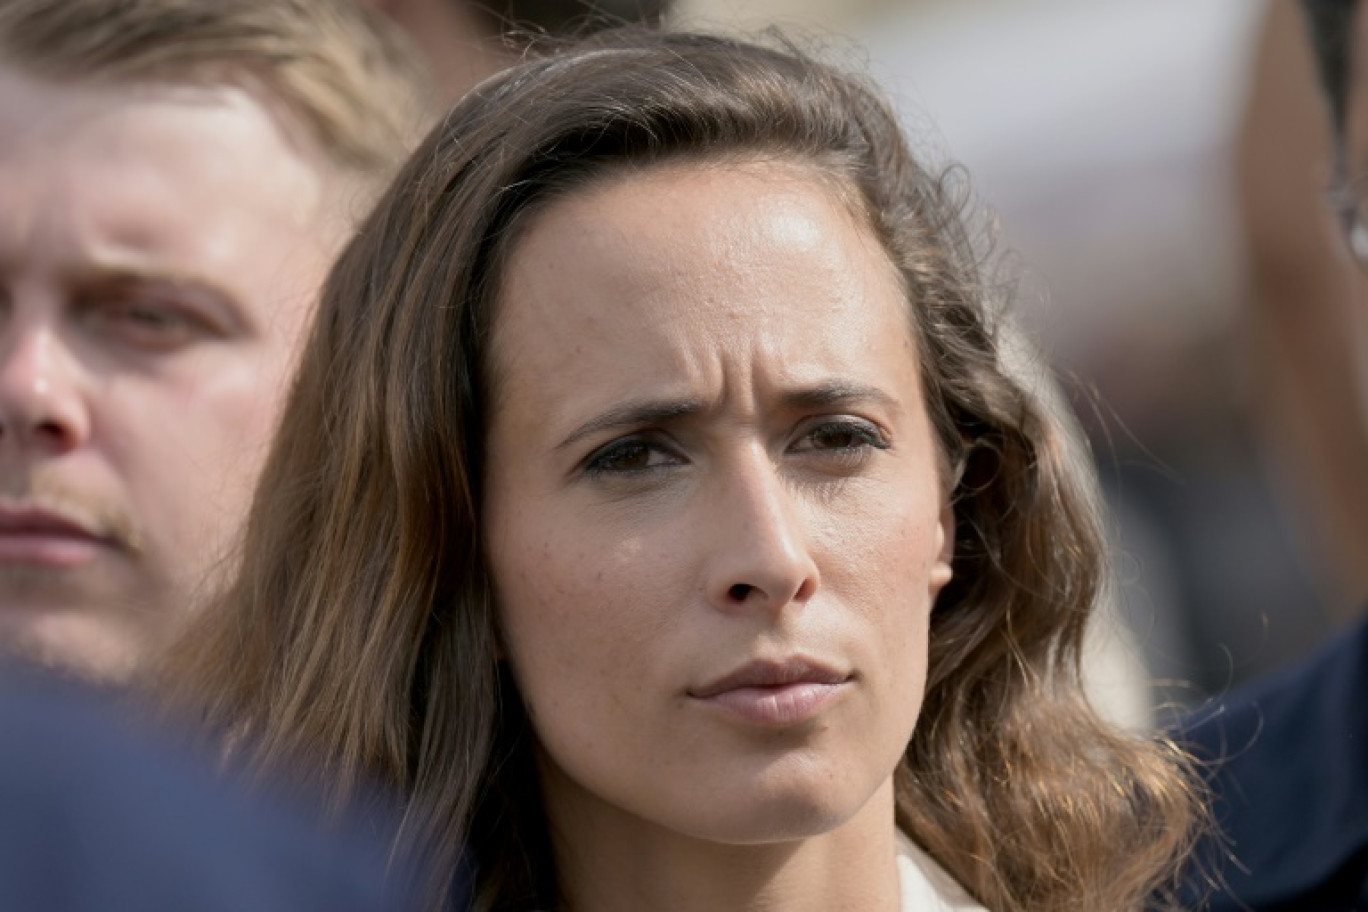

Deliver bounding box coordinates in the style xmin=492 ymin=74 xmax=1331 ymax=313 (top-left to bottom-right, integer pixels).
xmin=778 ymin=381 xmax=898 ymax=412
xmin=556 ymin=397 xmax=706 ymax=451
xmin=555 ymin=382 xmax=898 ymax=451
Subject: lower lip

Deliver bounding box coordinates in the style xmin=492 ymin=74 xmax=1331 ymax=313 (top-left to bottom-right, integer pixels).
xmin=695 ymin=681 xmax=850 ymax=727
xmin=0 ymin=533 xmax=106 ymax=567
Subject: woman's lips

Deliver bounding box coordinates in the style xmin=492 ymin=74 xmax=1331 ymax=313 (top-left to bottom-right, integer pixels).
xmin=0 ymin=507 xmax=109 ymax=567
xmin=698 ymin=681 xmax=851 ymax=726
xmin=689 ymin=658 xmax=853 ymax=727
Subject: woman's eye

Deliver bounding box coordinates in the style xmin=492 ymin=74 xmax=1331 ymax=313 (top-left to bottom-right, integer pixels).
xmin=790 ymin=420 xmax=890 ymax=473
xmin=583 ymin=438 xmax=683 ymax=476
xmin=795 ymin=420 xmax=889 ymax=453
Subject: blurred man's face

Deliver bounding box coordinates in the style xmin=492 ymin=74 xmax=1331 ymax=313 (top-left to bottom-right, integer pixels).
xmin=1348 ymin=7 xmax=1368 ymax=171
xmin=1331 ymin=6 xmax=1368 ymax=394
xmin=1342 ymin=8 xmax=1368 ymax=264
xmin=0 ymin=68 xmax=345 ymax=681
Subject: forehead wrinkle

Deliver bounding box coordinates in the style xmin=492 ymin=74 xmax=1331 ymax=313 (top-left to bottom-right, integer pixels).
xmin=489 ymin=187 xmax=725 ymax=420
xmin=489 ymin=157 xmax=919 ymax=446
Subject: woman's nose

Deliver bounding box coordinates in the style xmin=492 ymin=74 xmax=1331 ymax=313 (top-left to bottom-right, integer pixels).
xmin=702 ymin=452 xmax=820 ymax=616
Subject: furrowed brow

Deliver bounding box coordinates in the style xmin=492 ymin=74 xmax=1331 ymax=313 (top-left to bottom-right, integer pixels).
xmin=557 ymin=398 xmax=706 ymax=451
xmin=778 ymin=381 xmax=898 ymax=412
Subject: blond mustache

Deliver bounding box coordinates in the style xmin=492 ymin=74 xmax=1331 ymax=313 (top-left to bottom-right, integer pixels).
xmin=0 ymin=472 xmax=141 ymax=555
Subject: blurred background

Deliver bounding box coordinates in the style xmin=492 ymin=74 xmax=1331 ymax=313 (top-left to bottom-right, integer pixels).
xmin=667 ymin=0 xmax=1368 ymax=718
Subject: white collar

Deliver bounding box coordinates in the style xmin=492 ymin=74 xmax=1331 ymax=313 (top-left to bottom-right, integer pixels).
xmin=896 ymin=833 xmax=988 ymax=912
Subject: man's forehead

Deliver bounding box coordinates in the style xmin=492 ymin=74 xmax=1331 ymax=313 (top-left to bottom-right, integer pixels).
xmin=0 ymin=68 xmax=331 ymax=215
xmin=0 ymin=67 xmax=301 ymax=158
xmin=0 ymin=64 xmax=343 ymax=316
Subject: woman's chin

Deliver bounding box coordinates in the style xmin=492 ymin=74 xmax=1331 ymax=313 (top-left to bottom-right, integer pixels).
xmin=665 ymin=775 xmax=884 ymax=847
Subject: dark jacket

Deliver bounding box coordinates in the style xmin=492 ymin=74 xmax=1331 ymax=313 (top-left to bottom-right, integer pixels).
xmin=1177 ymin=619 xmax=1368 ymax=911
xmin=0 ymin=666 xmax=408 ymax=911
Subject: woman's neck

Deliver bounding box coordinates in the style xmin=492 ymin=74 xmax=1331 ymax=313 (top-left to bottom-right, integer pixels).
xmin=543 ymin=773 xmax=903 ymax=912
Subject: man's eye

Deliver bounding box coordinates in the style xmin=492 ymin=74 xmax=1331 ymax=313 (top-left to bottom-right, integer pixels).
xmin=118 ymin=303 xmax=181 ymax=328
xmin=583 ymin=438 xmax=683 ymax=475
xmin=87 ymin=297 xmax=202 ymax=350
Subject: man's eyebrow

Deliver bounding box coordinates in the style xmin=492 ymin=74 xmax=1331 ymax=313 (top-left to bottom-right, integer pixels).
xmin=557 ymin=398 xmax=706 ymax=451
xmin=69 ymin=264 xmax=247 ymax=329
xmin=73 ymin=264 xmax=236 ymax=301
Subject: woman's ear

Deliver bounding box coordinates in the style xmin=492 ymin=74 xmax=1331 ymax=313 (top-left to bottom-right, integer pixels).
xmin=929 ymin=499 xmax=955 ymax=591
xmin=927 ymin=447 xmax=965 ymax=591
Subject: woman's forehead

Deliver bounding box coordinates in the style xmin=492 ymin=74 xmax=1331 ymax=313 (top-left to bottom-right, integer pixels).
xmin=496 ymin=156 xmax=895 ymax=312
xmin=485 ymin=159 xmax=923 ymax=437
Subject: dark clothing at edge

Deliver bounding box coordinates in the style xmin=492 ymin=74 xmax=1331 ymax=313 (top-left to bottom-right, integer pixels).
xmin=0 ymin=665 xmax=412 ymax=911
xmin=1177 ymin=618 xmax=1368 ymax=911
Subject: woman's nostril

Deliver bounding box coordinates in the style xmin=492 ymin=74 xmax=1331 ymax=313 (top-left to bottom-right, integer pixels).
xmin=728 ymin=583 xmax=753 ymax=601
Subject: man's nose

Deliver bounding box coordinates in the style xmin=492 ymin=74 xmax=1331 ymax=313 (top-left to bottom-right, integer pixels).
xmin=0 ymin=319 xmax=90 ymax=455
xmin=702 ymin=452 xmax=821 ymax=616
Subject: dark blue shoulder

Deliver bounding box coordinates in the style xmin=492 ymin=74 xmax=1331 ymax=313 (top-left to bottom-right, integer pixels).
xmin=1176 ymin=619 xmax=1368 ymax=911
xmin=0 ymin=665 xmax=410 ymax=912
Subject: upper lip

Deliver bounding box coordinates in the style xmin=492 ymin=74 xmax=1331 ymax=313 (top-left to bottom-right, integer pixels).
xmin=689 ymin=657 xmax=851 ymax=699
xmin=0 ymin=504 xmax=103 ymax=540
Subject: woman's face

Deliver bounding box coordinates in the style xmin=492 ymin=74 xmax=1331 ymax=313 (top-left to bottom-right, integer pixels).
xmin=484 ymin=160 xmax=954 ymax=847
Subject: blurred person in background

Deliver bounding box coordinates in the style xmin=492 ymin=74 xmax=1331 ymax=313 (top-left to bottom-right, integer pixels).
xmin=1178 ymin=1 xmax=1368 ymax=909
xmin=0 ymin=0 xmax=431 ymax=684
xmin=362 ymin=0 xmax=672 ymax=104
xmin=0 ymin=4 xmax=441 ymax=907
xmin=1239 ymin=0 xmax=1368 ymax=619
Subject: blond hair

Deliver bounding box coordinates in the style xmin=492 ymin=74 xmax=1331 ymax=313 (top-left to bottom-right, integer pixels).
xmin=165 ymin=28 xmax=1202 ymax=912
xmin=0 ymin=0 xmax=431 ymax=188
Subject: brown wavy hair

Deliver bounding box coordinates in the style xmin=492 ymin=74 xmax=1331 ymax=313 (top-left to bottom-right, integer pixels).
xmin=0 ymin=0 xmax=432 ymax=194
xmin=162 ymin=28 xmax=1200 ymax=912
